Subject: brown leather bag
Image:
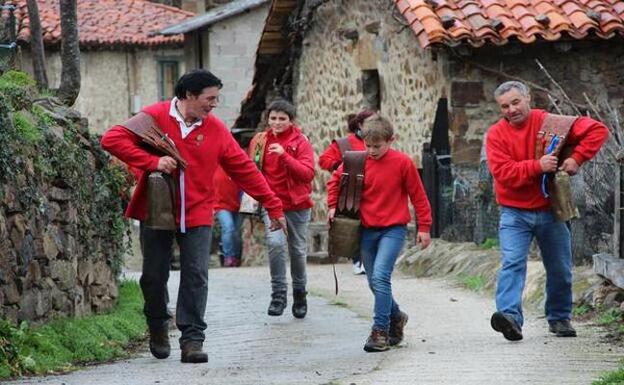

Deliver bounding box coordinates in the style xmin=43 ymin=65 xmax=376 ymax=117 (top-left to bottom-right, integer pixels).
xmin=328 ymin=151 xmax=367 ymax=262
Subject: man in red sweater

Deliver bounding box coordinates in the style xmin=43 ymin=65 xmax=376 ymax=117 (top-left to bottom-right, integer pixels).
xmin=101 ymin=70 xmax=284 ymax=363
xmin=327 ymin=114 xmax=432 ymax=352
xmin=486 ymin=81 xmax=608 ymax=341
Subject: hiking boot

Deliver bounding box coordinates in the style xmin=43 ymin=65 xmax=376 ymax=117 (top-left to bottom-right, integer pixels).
xmin=267 ymin=291 xmax=287 ymax=316
xmin=389 ymin=311 xmax=409 ymax=346
xmin=548 ymin=320 xmax=577 ymax=337
xmin=148 ymin=326 xmax=171 ymax=359
xmin=180 ymin=341 xmax=208 ymax=363
xmin=292 ymin=289 xmax=307 ymax=319
xmin=364 ymin=328 xmax=390 ymax=352
xmin=490 ymin=312 xmax=523 ymax=341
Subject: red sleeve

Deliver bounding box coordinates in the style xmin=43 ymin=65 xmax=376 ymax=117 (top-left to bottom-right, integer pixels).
xmin=100 ymin=125 xmax=160 ymax=172
xmin=566 ymin=116 xmax=609 ymax=166
xmin=326 ymin=164 xmax=343 ymax=209
xmin=219 ymin=134 xmax=283 ymax=219
xmin=282 ymin=136 xmax=315 ymax=183
xmin=318 ymin=141 xmax=342 ymax=171
xmin=486 ymin=126 xmax=543 ymax=189
xmin=404 ymin=159 xmax=432 ymax=233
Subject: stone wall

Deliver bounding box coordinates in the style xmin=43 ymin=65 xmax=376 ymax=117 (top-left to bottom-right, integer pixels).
xmin=19 ymin=47 xmax=186 ymax=134
xmin=209 ymin=4 xmax=270 ymax=127
xmin=0 ymin=71 xmax=129 ymax=325
xmin=293 ymin=0 xmax=448 ymax=222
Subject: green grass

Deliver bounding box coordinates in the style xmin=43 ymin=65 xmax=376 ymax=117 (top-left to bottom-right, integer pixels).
xmin=0 ymin=280 xmax=146 ymax=379
xmin=480 ymin=238 xmax=499 ymax=249
xmin=593 ymin=362 xmax=624 ymax=385
xmin=597 ymin=308 xmax=623 ymax=326
xmin=458 ymin=274 xmax=487 ymax=293
xmin=11 ymin=111 xmax=42 ymax=143
xmin=572 ymin=303 xmax=593 ymax=316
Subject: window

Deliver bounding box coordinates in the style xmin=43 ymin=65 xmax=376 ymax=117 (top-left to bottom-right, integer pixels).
xmin=361 ymin=69 xmax=380 ymax=111
xmin=159 ymin=60 xmax=180 ymax=100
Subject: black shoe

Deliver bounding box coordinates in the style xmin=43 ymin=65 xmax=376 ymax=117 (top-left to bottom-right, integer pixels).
xmin=491 ymin=312 xmax=523 ymax=341
xmin=180 ymin=341 xmax=208 ymax=363
xmin=267 ymin=291 xmax=287 ymax=316
xmin=389 ymin=311 xmax=408 ymax=346
xmin=148 ymin=326 xmax=171 ymax=359
xmin=292 ymin=289 xmax=307 ymax=319
xmin=364 ymin=329 xmax=390 ymax=352
xmin=548 ymin=320 xmax=577 ymax=337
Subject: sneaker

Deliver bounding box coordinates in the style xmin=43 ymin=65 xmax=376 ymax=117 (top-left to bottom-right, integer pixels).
xmin=490 ymin=312 xmax=523 ymax=341
xmin=352 ymin=261 xmax=365 ymax=275
xmin=223 ymin=257 xmax=236 ymax=267
xmin=148 ymin=326 xmax=171 ymax=359
xmin=389 ymin=311 xmax=409 ymax=346
xmin=548 ymin=320 xmax=577 ymax=337
xmin=267 ymin=291 xmax=287 ymax=316
xmin=364 ymin=328 xmax=390 ymax=352
xmin=180 ymin=341 xmax=208 ymax=363
xmin=292 ymin=289 xmax=307 ymax=319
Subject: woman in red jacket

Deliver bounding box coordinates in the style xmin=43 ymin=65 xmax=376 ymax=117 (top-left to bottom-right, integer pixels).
xmin=319 ymin=109 xmax=375 ymax=275
xmin=254 ymin=99 xmax=315 ymax=319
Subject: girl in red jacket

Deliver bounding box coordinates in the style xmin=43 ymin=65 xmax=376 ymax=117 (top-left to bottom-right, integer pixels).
xmin=256 ymin=100 xmax=315 ymax=319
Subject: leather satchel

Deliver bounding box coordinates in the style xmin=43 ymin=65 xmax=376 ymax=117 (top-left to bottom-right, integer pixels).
xmin=328 ymin=151 xmax=367 ymax=262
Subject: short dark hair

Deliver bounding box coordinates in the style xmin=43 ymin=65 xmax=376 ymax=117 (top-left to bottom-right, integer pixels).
xmin=266 ymin=99 xmax=296 ymax=120
xmin=175 ymin=69 xmax=223 ymax=99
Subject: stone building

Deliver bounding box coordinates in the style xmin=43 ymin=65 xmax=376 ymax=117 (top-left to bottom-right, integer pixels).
xmin=238 ymin=0 xmax=624 ymax=260
xmin=13 ymin=0 xmax=194 ymax=134
xmin=161 ymin=0 xmax=270 ymax=127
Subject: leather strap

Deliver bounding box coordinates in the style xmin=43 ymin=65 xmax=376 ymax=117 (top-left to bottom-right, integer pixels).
xmin=336 ymin=137 xmax=352 ymax=156
xmin=535 ymin=113 xmax=578 ymax=160
xmin=248 ymin=132 xmax=267 ymax=170
xmin=337 ymin=151 xmax=366 ymax=218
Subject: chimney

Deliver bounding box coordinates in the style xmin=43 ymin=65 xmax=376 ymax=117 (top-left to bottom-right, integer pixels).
xmin=181 ymin=0 xmax=206 ymax=14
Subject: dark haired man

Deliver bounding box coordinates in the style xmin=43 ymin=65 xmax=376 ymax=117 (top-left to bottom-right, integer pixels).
xmin=101 ymin=69 xmax=285 ymax=363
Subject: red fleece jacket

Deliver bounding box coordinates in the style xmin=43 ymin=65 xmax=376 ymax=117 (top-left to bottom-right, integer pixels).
xmin=486 ymin=109 xmax=608 ymax=210
xmin=327 ymin=149 xmax=432 ymax=232
xmin=100 ymin=101 xmax=283 ymax=227
xmin=213 ymin=166 xmax=241 ymax=212
xmin=261 ymin=125 xmax=315 ymax=211
xmin=318 ymin=133 xmax=365 ymax=171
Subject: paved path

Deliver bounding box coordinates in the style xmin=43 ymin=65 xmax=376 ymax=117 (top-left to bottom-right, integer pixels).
xmin=11 ymin=264 xmax=624 ymax=385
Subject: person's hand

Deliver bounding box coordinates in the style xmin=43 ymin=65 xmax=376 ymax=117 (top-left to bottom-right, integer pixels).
xmin=268 ymin=143 xmax=285 ymax=156
xmin=157 ymin=156 xmax=177 ymax=174
xmin=327 ymin=208 xmax=336 ymax=223
xmin=269 ymin=217 xmax=287 ymax=236
xmin=416 ymin=232 xmax=431 ymax=250
xmin=559 ymin=158 xmax=580 ymax=175
xmin=539 ymin=154 xmax=558 ymax=173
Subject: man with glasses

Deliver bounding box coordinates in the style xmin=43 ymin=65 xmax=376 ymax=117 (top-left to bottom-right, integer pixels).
xmin=101 ymin=69 xmax=285 ymax=364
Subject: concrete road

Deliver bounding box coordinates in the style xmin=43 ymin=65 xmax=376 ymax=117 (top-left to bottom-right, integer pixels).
xmin=10 ymin=264 xmax=624 ymax=385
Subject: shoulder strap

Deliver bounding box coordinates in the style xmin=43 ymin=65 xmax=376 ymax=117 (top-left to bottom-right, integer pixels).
xmin=337 ymin=151 xmax=367 ymax=218
xmin=248 ymin=132 xmax=267 ymax=169
xmin=535 ymin=113 xmax=578 ymax=159
xmin=336 ymin=137 xmax=352 ymax=156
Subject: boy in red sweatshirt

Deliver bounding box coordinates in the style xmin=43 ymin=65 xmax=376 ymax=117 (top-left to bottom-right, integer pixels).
xmin=327 ymin=114 xmax=432 ymax=352
xmin=486 ymin=81 xmax=608 ymax=341
xmin=101 ymin=70 xmax=284 ymax=364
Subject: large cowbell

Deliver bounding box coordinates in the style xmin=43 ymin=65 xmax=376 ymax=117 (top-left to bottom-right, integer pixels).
xmin=145 ymin=172 xmax=176 ymax=230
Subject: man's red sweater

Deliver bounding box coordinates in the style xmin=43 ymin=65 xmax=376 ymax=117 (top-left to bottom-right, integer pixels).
xmin=327 ymin=149 xmax=432 ymax=232
xmin=213 ymin=166 xmax=241 ymax=212
xmin=318 ymin=133 xmax=365 ymax=171
xmin=100 ymin=101 xmax=283 ymax=227
xmin=486 ymin=109 xmax=608 ymax=210
xmin=262 ymin=125 xmax=315 ymax=211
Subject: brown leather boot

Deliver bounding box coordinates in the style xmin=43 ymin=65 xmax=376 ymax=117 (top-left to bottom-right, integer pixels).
xmin=181 ymin=340 xmax=208 ymax=363
xmin=389 ymin=311 xmax=409 ymax=346
xmin=148 ymin=326 xmax=171 ymax=359
xmin=363 ymin=328 xmax=390 ymax=352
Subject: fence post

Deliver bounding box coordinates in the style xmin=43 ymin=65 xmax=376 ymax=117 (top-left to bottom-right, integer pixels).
xmin=616 ymin=151 xmax=624 ymax=259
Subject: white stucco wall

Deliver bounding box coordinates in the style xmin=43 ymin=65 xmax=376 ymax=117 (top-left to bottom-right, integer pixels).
xmin=20 ymin=47 xmax=185 ymax=134
xmin=207 ymin=4 xmax=269 ymax=127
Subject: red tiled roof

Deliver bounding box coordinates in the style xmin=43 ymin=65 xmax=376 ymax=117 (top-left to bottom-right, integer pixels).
xmin=394 ymin=0 xmax=624 ymax=48
xmin=11 ymin=0 xmax=194 ymax=48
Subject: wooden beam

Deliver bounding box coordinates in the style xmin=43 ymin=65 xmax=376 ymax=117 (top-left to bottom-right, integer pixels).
xmin=593 ymin=253 xmax=624 ymax=290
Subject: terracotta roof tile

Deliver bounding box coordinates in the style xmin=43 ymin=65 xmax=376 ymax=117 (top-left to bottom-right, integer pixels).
xmin=394 ymin=0 xmax=624 ymax=48
xmin=11 ymin=0 xmax=194 ymax=48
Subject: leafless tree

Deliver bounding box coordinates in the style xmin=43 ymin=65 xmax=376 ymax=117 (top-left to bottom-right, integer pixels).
xmin=26 ymin=0 xmax=48 ymax=89
xmin=57 ymin=0 xmax=80 ymax=105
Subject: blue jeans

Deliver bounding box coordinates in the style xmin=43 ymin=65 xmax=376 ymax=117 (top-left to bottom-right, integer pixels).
xmin=261 ymin=209 xmax=311 ymax=293
xmin=361 ymin=225 xmax=407 ymax=331
xmin=496 ymin=207 xmax=572 ymax=327
xmin=216 ymin=210 xmax=242 ymax=258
